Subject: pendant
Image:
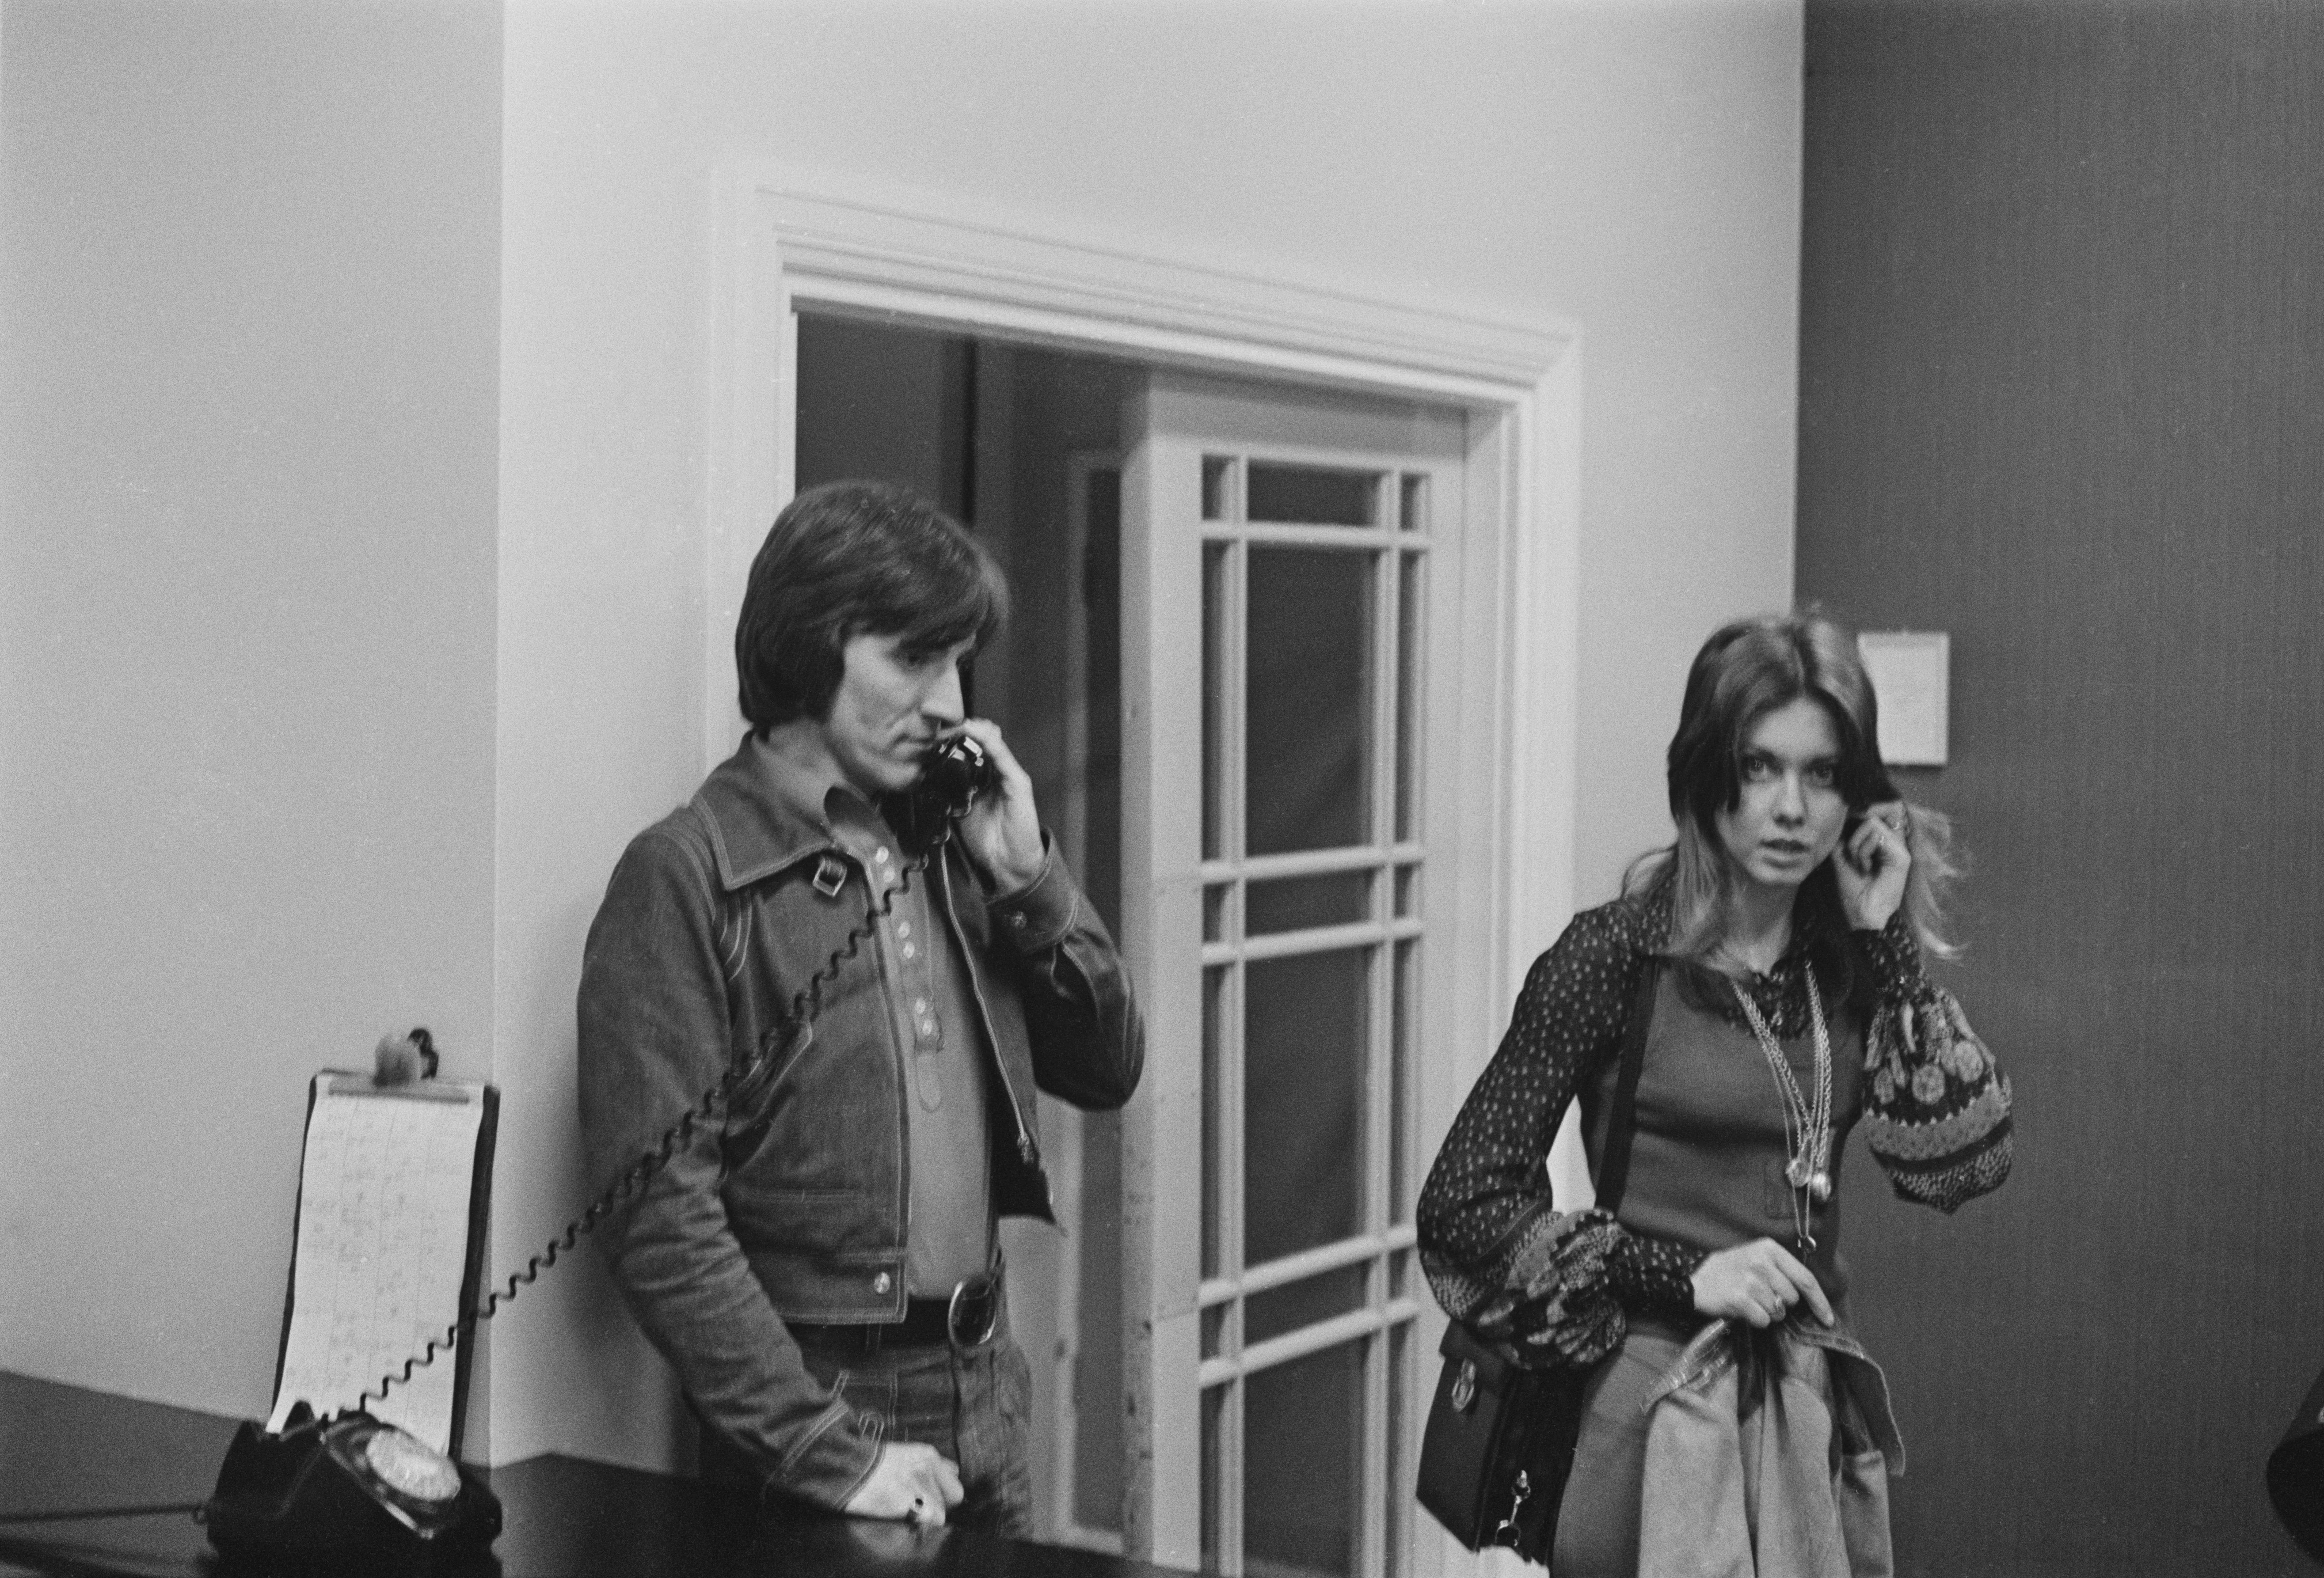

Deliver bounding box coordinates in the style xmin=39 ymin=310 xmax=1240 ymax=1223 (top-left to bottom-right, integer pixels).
xmin=1791 ymin=1124 xmax=1835 ymax=1200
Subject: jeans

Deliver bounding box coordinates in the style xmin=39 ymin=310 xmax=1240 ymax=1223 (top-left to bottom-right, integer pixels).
xmin=794 ymin=1328 xmax=1037 ymax=1537
xmin=699 ymin=1317 xmax=1038 ymax=1536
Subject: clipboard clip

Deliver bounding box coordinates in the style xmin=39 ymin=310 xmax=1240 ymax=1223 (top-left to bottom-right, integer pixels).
xmin=374 ymin=1027 xmax=440 ymax=1086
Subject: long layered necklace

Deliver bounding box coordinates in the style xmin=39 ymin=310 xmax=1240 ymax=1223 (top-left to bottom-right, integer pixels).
xmin=1729 ymin=964 xmax=1834 ymax=1253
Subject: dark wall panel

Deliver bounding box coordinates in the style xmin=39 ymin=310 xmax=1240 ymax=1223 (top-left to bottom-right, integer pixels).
xmin=1799 ymin=3 xmax=2324 ymax=1574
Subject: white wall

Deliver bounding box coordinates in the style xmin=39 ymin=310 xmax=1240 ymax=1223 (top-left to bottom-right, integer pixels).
xmin=0 ymin=0 xmax=1799 ymax=1476
xmin=0 ymin=0 xmax=504 ymax=1418
xmin=492 ymin=0 xmax=1803 ymax=1468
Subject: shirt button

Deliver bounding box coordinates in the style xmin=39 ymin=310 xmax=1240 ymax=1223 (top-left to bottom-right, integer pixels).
xmin=873 ymin=1271 xmax=892 ymax=1295
xmin=902 ymin=943 xmax=917 ymax=960
xmin=874 ymin=847 xmax=892 ymax=865
xmin=1009 ymin=913 xmax=1027 ymax=928
xmin=919 ymin=1018 xmax=937 ymax=1036
xmin=896 ymin=921 xmax=911 ymax=939
xmin=913 ymin=997 xmax=928 ymax=1014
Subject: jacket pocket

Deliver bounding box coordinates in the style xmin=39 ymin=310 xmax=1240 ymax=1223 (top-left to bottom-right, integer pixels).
xmin=722 ymin=1052 xmax=894 ymax=1253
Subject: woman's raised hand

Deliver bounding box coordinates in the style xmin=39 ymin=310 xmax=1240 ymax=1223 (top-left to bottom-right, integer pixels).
xmin=1690 ymin=1238 xmax=1833 ymax=1328
xmin=1835 ymin=800 xmax=1912 ymax=933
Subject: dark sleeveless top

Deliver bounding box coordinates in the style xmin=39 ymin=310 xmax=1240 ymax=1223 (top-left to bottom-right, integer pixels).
xmin=1582 ymin=970 xmax=1867 ymax=1306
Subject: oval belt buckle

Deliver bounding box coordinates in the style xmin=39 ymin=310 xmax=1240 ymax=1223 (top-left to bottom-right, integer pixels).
xmin=1449 ymin=1360 xmax=1478 ymax=1413
xmin=947 ymin=1273 xmax=1000 ymax=1354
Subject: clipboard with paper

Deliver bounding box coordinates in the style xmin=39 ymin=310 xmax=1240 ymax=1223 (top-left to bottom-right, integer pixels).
xmin=264 ymin=1057 xmax=498 ymax=1457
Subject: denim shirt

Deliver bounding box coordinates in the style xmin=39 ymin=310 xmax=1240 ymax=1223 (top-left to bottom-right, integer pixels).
xmin=576 ymin=737 xmax=1144 ymax=1508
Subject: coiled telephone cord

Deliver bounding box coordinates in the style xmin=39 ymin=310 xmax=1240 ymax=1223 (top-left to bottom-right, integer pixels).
xmin=354 ymin=825 xmax=949 ymax=1417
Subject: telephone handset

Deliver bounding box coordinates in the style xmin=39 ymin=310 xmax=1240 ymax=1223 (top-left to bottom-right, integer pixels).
xmin=904 ymin=732 xmax=1000 ymax=827
xmin=202 ymin=741 xmax=991 ymax=1568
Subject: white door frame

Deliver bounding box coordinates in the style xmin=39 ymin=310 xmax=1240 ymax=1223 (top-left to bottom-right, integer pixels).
xmin=707 ymin=165 xmax=1585 ymax=1573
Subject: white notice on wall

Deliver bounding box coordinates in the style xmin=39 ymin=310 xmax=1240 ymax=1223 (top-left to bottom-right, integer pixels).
xmin=265 ymin=1074 xmax=489 ymax=1454
xmin=1857 ymin=631 xmax=1950 ymax=766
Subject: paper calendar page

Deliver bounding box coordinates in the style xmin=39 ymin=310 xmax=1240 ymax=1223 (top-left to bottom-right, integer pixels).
xmin=266 ymin=1074 xmax=488 ymax=1454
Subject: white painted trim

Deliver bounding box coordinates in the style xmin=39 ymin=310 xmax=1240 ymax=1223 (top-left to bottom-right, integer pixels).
xmin=1506 ymin=354 xmax=1586 ymax=1035
xmin=708 ymin=162 xmax=1586 ymax=1573
xmin=747 ymin=170 xmax=1567 ymax=391
xmin=1115 ymin=382 xmax=1210 ymax=1568
xmin=710 ymin=155 xmax=1586 ymax=938
xmin=1512 ymin=355 xmax=1597 ymax=1216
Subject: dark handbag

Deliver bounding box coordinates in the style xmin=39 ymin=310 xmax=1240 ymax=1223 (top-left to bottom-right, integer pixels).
xmin=1416 ymin=1322 xmax=1588 ymax=1561
xmin=1415 ymin=960 xmax=1659 ymax=1564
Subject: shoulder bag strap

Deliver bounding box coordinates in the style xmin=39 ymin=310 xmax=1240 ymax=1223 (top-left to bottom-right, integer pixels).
xmin=1592 ymin=957 xmax=1661 ymax=1218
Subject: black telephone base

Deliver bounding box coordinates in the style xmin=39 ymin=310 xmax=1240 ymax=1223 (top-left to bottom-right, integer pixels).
xmin=205 ymin=1414 xmax=501 ymax=1575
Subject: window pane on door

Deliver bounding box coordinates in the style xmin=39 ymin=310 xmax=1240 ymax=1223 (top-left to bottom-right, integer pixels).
xmin=1204 ymin=543 xmax=1232 ymax=861
xmin=1248 ymin=462 xmax=1380 ymax=527
xmin=1243 ymin=947 xmax=1369 ymax=1266
xmin=1396 ymin=472 xmax=1427 ymax=533
xmin=1244 ymin=1345 xmax=1364 ymax=1578
xmin=1395 ymin=551 xmax=1423 ymax=842
xmin=1392 ymin=939 xmax=1419 ymax=1224
xmin=1245 ymin=549 xmax=1373 ymax=855
xmin=1202 ymin=1386 xmax=1229 ymax=1573
xmin=1245 ymin=870 xmax=1371 ymax=935
xmin=1244 ymin=1264 xmax=1368 ymax=1346
xmin=1204 ymin=964 xmax=1230 ymax=1279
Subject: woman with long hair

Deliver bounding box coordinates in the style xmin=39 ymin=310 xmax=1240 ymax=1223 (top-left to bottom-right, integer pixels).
xmin=1417 ymin=612 xmax=2012 ymax=1575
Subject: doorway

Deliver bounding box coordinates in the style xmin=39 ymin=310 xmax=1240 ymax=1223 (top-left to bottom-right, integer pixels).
xmin=796 ymin=317 xmax=1491 ymax=1578
xmin=795 ymin=317 xmax=1137 ymax=1549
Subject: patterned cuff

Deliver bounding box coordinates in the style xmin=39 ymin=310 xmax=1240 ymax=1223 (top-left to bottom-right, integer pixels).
xmin=1862 ymin=991 xmax=2015 ymax=1213
xmin=1608 ymin=1232 xmax=1707 ymax=1321
xmin=1858 ymin=911 xmax=1930 ymax=1004
xmin=1502 ymin=1210 xmax=1630 ymax=1368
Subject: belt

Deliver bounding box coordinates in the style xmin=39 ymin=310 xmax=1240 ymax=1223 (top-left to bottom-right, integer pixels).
xmin=788 ymin=1273 xmax=1000 ymax=1355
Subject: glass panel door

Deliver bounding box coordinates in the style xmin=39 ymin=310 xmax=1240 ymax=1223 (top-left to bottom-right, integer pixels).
xmin=1119 ymin=372 xmax=1465 ymax=1578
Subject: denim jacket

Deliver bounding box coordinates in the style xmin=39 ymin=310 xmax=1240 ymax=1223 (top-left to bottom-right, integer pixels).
xmin=1637 ymin=1317 xmax=1903 ymax=1577
xmin=576 ymin=739 xmax=1144 ymax=1508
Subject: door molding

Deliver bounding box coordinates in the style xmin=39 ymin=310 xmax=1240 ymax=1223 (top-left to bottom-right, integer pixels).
xmin=710 ymin=163 xmax=1585 ymax=1570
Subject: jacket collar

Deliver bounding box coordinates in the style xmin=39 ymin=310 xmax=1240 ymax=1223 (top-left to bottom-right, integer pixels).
xmin=693 ymin=733 xmax=852 ymax=892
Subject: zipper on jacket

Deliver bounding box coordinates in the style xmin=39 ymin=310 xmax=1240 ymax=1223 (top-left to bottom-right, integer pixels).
xmin=864 ymin=851 xmax=910 ymax=1316
xmin=935 ymin=850 xmax=1039 ymax=1173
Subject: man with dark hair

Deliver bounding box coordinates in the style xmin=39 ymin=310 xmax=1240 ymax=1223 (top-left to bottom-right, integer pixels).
xmin=578 ymin=480 xmax=1143 ymax=1532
